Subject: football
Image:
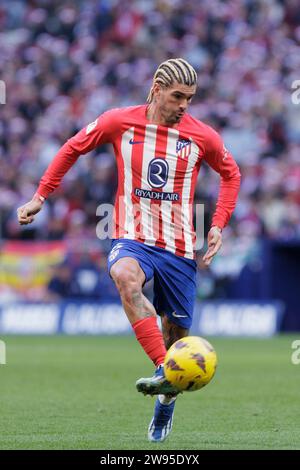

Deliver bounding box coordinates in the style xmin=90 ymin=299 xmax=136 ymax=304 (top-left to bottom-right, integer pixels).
xmin=164 ymin=336 xmax=217 ymax=392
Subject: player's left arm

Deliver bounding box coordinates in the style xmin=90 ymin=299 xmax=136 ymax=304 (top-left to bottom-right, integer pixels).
xmin=202 ymin=128 xmax=241 ymax=266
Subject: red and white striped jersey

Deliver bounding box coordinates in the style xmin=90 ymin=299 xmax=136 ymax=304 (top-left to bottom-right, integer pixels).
xmin=37 ymin=105 xmax=241 ymax=259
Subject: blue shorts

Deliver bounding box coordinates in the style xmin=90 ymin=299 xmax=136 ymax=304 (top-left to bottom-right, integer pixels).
xmin=107 ymin=239 xmax=197 ymax=329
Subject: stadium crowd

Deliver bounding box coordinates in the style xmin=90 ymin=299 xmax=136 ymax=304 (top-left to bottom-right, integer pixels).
xmin=0 ymin=0 xmax=299 ymax=300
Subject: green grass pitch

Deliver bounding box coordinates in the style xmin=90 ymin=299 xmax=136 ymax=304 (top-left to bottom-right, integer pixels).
xmin=0 ymin=334 xmax=299 ymax=450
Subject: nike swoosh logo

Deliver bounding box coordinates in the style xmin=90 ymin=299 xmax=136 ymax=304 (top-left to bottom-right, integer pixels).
xmin=171 ymin=311 xmax=188 ymax=318
xmin=129 ymin=138 xmax=144 ymax=145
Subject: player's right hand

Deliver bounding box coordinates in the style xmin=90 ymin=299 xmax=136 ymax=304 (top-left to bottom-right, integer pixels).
xmin=17 ymin=198 xmax=43 ymax=225
xmin=202 ymin=226 xmax=222 ymax=266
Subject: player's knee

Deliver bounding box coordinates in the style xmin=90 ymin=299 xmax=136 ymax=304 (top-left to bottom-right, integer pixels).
xmin=110 ymin=265 xmax=141 ymax=297
xmin=117 ymin=276 xmax=142 ymax=305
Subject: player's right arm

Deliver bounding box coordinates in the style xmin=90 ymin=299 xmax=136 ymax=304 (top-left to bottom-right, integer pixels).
xmin=17 ymin=109 xmax=120 ymax=225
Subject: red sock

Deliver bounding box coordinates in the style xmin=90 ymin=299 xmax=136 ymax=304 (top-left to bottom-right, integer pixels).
xmin=132 ymin=317 xmax=167 ymax=367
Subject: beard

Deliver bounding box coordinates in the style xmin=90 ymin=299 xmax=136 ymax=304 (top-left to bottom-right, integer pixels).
xmin=162 ymin=106 xmax=181 ymax=124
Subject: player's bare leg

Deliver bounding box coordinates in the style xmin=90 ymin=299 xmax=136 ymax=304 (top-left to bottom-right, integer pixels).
xmin=160 ymin=312 xmax=189 ymax=349
xmin=110 ymin=257 xmax=156 ymax=324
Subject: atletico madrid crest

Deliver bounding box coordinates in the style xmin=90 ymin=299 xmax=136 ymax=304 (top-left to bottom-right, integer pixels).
xmin=176 ymin=139 xmax=192 ymax=158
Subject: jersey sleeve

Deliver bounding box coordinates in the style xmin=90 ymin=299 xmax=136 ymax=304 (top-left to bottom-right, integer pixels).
xmin=203 ymin=126 xmax=241 ymax=229
xmin=37 ymin=109 xmax=121 ymax=199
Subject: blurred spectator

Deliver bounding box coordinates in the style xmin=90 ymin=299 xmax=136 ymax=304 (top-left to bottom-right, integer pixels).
xmin=45 ymin=254 xmax=119 ymax=301
xmin=46 ymin=261 xmax=73 ymax=301
xmin=195 ymin=256 xmax=216 ymax=300
xmin=70 ymin=254 xmax=105 ymax=300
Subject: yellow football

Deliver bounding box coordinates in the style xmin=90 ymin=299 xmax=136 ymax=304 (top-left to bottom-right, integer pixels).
xmin=164 ymin=336 xmax=217 ymax=392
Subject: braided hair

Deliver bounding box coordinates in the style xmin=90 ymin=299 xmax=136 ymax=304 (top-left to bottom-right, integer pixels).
xmin=147 ymin=58 xmax=197 ymax=103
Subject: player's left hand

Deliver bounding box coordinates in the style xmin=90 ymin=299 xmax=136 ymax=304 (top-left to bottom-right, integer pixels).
xmin=203 ymin=226 xmax=222 ymax=267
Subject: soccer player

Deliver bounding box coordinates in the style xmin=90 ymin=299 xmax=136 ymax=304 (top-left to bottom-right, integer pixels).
xmin=17 ymin=58 xmax=241 ymax=442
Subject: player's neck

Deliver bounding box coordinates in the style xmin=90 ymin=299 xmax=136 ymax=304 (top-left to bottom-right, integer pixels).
xmin=146 ymin=103 xmax=177 ymax=128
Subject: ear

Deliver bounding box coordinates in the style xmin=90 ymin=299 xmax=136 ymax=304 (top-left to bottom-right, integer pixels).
xmin=152 ymin=82 xmax=162 ymax=100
